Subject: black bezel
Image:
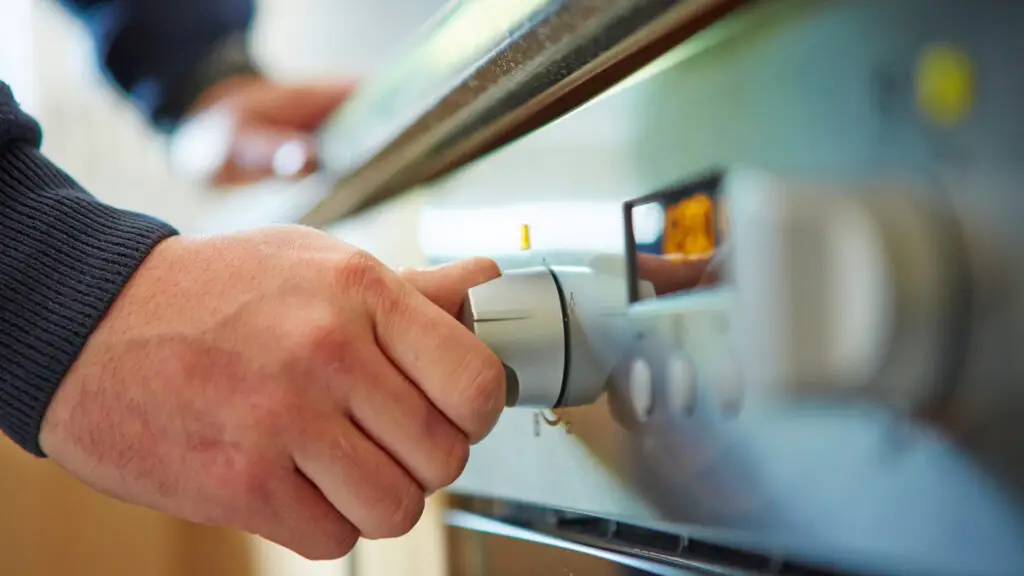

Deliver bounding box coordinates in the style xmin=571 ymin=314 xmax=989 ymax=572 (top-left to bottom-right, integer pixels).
xmin=622 ymin=168 xmax=727 ymax=304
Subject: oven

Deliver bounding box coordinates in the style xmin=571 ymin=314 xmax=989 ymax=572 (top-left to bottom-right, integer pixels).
xmin=240 ymin=0 xmax=1024 ymax=574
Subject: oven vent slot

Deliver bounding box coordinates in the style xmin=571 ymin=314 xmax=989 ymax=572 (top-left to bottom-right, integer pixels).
xmin=548 ymin=510 xmax=850 ymax=575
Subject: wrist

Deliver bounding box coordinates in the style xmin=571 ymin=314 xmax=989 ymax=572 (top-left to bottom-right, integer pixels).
xmin=39 ymin=235 xmax=188 ymax=458
xmin=0 ymin=144 xmax=179 ymax=457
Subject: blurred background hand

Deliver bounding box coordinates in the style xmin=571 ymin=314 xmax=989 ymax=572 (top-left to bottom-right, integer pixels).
xmin=169 ymin=76 xmax=355 ymax=187
xmin=635 ymin=252 xmax=717 ymax=296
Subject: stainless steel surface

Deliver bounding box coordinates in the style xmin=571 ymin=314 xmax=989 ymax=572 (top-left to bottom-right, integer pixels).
xmin=388 ymin=1 xmax=1024 ymax=575
xmin=447 ymin=509 xmax=733 ymax=576
xmin=446 ymin=506 xmax=684 ymax=576
xmin=301 ymin=0 xmax=1024 ymax=574
xmin=305 ymin=0 xmax=746 ymax=227
xmin=725 ymin=170 xmax=970 ymax=414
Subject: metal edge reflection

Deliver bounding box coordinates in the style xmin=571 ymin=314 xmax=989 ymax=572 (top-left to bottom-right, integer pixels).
xmin=446 ymin=509 xmax=742 ymax=576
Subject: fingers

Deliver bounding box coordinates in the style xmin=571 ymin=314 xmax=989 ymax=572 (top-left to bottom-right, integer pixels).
xmin=213 ymin=129 xmax=320 ymax=187
xmin=256 ymin=83 xmax=355 ymax=129
xmin=248 ymin=469 xmax=359 ymax=560
xmin=209 ymin=84 xmax=353 ymax=186
xmin=293 ymin=417 xmax=426 ymax=540
xmin=399 ymin=258 xmax=501 ymax=316
xmin=346 ymin=345 xmax=469 ymax=492
xmin=354 ymin=263 xmax=505 ymax=444
xmin=173 ymin=79 xmax=355 ymax=186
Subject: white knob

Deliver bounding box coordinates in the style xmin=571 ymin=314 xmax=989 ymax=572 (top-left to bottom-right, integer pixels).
xmin=460 ymin=267 xmax=568 ymax=408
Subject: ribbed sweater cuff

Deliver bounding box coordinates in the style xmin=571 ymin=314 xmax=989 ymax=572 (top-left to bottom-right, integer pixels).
xmin=0 ymin=143 xmax=179 ymax=456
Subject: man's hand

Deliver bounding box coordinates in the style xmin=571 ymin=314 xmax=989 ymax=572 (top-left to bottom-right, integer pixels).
xmin=169 ymin=77 xmax=354 ymax=187
xmin=38 ymin=226 xmax=505 ymax=560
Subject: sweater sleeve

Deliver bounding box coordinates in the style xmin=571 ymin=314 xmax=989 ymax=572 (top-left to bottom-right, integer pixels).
xmin=0 ymin=82 xmax=178 ymax=456
xmin=55 ymin=0 xmax=259 ymax=132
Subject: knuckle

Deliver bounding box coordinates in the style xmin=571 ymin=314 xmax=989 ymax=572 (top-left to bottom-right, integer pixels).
xmin=391 ymin=489 xmax=427 ymax=537
xmin=302 ymin=321 xmax=353 ymax=369
xmin=373 ymin=485 xmax=425 ymax=539
xmin=459 ymin=350 xmax=506 ymax=439
xmin=280 ymin=308 xmax=359 ymax=377
xmin=334 ymin=250 xmax=386 ymax=294
xmin=323 ymin=537 xmax=359 ymax=561
xmin=414 ymin=405 xmax=470 ymax=492
xmin=307 ymin=523 xmax=359 ymax=560
xmin=333 ymin=250 xmax=404 ymax=318
xmin=289 ymin=315 xmax=341 ymax=358
xmin=432 ymin=436 xmax=470 ymax=490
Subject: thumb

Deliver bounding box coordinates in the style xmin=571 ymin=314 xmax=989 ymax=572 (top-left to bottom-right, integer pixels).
xmin=401 ymin=258 xmax=501 ymax=316
xmin=261 ymin=83 xmax=355 ymax=129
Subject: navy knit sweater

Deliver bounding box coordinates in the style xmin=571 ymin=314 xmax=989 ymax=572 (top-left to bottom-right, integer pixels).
xmin=1 ymin=0 xmax=256 ymax=456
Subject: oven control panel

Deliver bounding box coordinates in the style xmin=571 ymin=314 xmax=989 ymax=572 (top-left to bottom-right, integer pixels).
xmin=457 ymin=167 xmax=990 ymax=421
xmin=626 ymin=168 xmax=976 ymax=416
xmin=461 ymin=264 xmax=652 ymax=409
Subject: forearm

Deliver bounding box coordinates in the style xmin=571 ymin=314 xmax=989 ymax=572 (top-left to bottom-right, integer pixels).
xmin=56 ymin=0 xmax=259 ymax=132
xmin=0 ymin=83 xmax=178 ymax=455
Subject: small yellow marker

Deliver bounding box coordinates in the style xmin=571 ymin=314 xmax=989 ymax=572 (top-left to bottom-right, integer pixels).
xmin=915 ymin=43 xmax=975 ymax=128
xmin=520 ymin=224 xmax=531 ymax=251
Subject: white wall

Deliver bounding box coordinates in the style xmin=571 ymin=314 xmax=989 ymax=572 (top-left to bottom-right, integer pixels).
xmin=0 ymin=0 xmax=37 ymax=113
xmin=27 ymin=0 xmax=448 ymax=234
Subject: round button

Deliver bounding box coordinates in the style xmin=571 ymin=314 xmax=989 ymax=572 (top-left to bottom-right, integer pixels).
xmin=665 ymin=352 xmax=698 ymax=416
xmin=717 ymin=351 xmax=744 ymax=417
xmin=629 ymin=358 xmax=654 ymax=423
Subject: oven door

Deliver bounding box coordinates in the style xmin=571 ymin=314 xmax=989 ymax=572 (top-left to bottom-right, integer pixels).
xmin=446 ymin=496 xmax=836 ymax=576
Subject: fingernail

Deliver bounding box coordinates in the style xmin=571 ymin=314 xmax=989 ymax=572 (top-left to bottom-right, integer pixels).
xmin=420 ymin=260 xmax=466 ymax=272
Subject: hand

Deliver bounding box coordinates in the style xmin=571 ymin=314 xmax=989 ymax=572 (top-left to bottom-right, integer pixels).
xmin=39 ymin=226 xmax=505 ymax=560
xmin=635 ymin=253 xmax=717 ymax=295
xmin=169 ymin=76 xmax=354 ymax=187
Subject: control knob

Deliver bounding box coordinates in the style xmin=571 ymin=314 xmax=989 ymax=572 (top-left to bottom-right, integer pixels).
xmin=460 ymin=265 xmax=619 ymax=409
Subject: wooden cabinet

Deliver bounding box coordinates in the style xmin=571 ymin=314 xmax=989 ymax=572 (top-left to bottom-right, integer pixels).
xmin=0 ymin=438 xmax=254 ymax=576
